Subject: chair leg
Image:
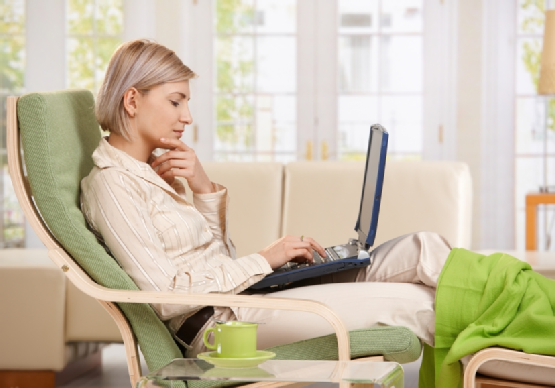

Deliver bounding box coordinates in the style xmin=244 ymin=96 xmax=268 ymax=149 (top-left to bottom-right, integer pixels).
xmin=97 ymin=301 xmax=142 ymax=388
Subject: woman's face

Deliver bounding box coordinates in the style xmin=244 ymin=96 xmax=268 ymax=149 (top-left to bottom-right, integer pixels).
xmin=134 ymin=80 xmax=192 ymax=148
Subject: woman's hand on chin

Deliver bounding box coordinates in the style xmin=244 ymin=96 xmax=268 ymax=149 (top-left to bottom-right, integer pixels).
xmin=150 ymin=137 xmax=214 ymax=194
xmin=258 ymin=235 xmax=326 ymax=269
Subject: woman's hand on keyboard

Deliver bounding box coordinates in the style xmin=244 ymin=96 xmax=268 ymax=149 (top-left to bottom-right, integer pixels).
xmin=258 ymin=235 xmax=326 ymax=269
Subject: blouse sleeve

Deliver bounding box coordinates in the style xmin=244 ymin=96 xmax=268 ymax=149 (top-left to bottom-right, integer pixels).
xmin=80 ymin=168 xmax=272 ymax=321
xmin=192 ymin=183 xmax=238 ymax=258
xmin=171 ymin=177 xmax=236 ymax=258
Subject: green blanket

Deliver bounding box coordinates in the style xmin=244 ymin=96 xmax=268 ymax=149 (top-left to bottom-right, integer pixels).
xmin=419 ymin=248 xmax=555 ymax=387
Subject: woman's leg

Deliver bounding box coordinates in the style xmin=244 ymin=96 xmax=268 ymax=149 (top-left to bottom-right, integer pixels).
xmin=354 ymin=231 xmax=452 ymax=287
xmin=235 ymin=282 xmax=436 ymax=349
xmin=311 ymin=231 xmax=451 ymax=286
xmin=187 ymin=282 xmax=436 ymax=356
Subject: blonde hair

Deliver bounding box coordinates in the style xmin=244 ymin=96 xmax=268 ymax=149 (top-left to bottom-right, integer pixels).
xmin=96 ymin=39 xmax=197 ymax=140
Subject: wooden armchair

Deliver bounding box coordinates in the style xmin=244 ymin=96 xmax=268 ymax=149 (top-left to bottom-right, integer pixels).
xmin=6 ymin=90 xmax=421 ymax=388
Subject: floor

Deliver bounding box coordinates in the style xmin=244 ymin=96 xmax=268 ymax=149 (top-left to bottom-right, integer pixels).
xmin=57 ymin=344 xmax=421 ymax=388
xmin=57 ymin=345 xmax=149 ymax=388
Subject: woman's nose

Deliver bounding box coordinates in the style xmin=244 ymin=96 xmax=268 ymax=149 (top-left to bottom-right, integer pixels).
xmin=181 ymin=108 xmax=193 ymax=125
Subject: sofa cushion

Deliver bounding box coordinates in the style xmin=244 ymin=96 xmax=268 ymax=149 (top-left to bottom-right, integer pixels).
xmin=197 ymin=163 xmax=283 ymax=257
xmin=282 ymin=161 xmax=472 ymax=249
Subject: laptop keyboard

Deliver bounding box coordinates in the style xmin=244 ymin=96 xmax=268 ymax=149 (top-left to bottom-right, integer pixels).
xmin=280 ymin=247 xmax=343 ymax=272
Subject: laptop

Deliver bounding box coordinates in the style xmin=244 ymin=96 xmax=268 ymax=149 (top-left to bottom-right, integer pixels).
xmin=249 ymin=123 xmax=389 ymax=290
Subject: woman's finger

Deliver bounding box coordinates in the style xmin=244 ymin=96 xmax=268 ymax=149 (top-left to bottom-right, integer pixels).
xmin=160 ymin=137 xmax=191 ymax=152
xmin=291 ymin=236 xmax=326 ymax=259
xmin=157 ymin=160 xmax=193 ymax=177
xmin=303 ymin=236 xmax=327 ymax=258
xmin=288 ymin=247 xmax=313 ymax=263
xmin=151 ymin=149 xmax=190 ymax=168
xmin=154 ymin=153 xmax=191 ymax=173
xmin=286 ymin=241 xmax=312 ymax=251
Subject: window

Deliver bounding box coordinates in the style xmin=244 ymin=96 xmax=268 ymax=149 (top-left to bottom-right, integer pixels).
xmin=66 ymin=0 xmax=123 ymax=91
xmin=0 ymin=0 xmax=25 ymax=248
xmin=213 ymin=0 xmax=297 ymax=162
xmin=0 ymin=0 xmax=124 ymax=249
xmin=515 ymin=0 xmax=555 ymax=250
xmin=207 ymin=0 xmax=448 ymax=163
xmin=338 ymin=0 xmax=423 ymax=160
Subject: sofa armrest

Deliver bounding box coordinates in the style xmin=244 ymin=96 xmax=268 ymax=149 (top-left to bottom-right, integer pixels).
xmin=66 ymin=281 xmax=122 ymax=342
xmin=0 ymin=249 xmax=66 ymax=370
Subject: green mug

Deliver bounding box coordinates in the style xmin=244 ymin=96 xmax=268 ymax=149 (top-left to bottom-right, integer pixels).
xmin=203 ymin=321 xmax=258 ymax=358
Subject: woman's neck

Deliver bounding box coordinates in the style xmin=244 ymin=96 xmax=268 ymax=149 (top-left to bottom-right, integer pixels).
xmin=107 ymin=133 xmax=152 ymax=163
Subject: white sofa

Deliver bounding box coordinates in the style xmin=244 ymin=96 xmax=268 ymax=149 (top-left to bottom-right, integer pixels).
xmin=0 ymin=160 xmax=472 ymax=382
xmin=202 ymin=160 xmax=473 ymax=257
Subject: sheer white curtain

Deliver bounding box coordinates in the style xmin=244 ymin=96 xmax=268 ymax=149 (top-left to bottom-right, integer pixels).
xmin=481 ymin=0 xmax=516 ymax=250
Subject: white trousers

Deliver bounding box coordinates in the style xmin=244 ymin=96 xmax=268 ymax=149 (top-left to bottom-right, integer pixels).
xmin=187 ymin=231 xmax=451 ymax=356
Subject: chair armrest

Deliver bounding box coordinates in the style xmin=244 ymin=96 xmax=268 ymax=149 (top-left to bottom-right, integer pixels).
xmin=48 ymin=248 xmax=351 ymax=360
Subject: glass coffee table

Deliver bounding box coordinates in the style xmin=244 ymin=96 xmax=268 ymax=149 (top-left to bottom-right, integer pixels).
xmin=139 ymin=359 xmax=403 ymax=388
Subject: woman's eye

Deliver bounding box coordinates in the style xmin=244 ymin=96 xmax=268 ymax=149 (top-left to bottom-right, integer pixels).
xmin=170 ymin=101 xmax=179 ymax=107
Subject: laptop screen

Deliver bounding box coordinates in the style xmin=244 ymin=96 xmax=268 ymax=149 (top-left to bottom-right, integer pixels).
xmin=355 ymin=125 xmax=389 ymax=249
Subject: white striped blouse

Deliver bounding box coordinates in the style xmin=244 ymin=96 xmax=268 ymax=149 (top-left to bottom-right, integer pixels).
xmin=80 ymin=138 xmax=273 ymax=334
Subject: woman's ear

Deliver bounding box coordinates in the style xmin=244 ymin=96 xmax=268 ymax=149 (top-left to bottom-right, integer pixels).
xmin=122 ymin=87 xmax=139 ymax=118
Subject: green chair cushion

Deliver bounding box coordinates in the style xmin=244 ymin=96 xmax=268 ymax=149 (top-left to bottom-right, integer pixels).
xmin=16 ymin=90 xmax=421 ymax=388
xmin=270 ymin=325 xmax=421 ymax=364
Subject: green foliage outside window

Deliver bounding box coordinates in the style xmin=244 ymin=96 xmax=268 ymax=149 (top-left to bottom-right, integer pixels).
xmin=67 ymin=0 xmax=123 ymax=92
xmin=215 ymin=0 xmax=255 ymax=147
xmin=0 ymin=0 xmax=25 ymax=247
xmin=520 ymin=0 xmax=555 ymax=132
xmin=0 ymin=0 xmax=25 ymax=91
xmin=0 ymin=0 xmax=123 ymax=248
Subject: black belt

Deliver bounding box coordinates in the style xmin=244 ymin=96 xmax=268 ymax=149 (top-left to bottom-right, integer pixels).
xmin=176 ymin=306 xmax=214 ymax=346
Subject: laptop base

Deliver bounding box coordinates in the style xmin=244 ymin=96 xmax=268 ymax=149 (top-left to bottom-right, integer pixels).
xmin=249 ymin=239 xmax=373 ymax=291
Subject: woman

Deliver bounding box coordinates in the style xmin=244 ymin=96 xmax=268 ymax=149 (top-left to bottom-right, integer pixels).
xmin=81 ymin=39 xmax=451 ymax=358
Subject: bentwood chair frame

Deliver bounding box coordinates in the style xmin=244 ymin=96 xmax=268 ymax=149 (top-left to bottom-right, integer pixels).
xmin=464 ymin=348 xmax=555 ymax=388
xmin=6 ymin=94 xmax=376 ymax=388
